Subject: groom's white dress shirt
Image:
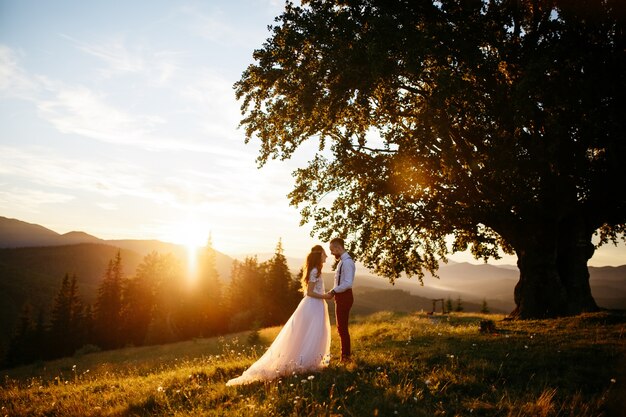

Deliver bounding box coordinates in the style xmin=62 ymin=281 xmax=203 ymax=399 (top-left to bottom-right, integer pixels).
xmin=332 ymin=252 xmax=355 ymax=293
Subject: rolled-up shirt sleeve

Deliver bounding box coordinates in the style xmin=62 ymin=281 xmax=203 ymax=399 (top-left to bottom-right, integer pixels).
xmin=333 ymin=255 xmax=355 ymax=293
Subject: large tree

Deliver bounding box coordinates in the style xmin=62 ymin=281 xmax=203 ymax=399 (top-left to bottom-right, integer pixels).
xmin=235 ymin=0 xmax=625 ymax=318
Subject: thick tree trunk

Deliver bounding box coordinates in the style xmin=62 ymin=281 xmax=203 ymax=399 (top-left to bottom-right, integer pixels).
xmin=510 ymin=213 xmax=599 ymax=319
xmin=512 ymin=233 xmax=568 ymax=319
xmin=556 ymin=213 xmax=599 ymax=315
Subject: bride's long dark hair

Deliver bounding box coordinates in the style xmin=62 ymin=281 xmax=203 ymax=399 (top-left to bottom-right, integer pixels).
xmin=301 ymin=245 xmax=325 ymax=291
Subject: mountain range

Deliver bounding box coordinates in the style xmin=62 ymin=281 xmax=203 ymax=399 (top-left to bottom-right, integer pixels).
xmin=1 ymin=215 xmax=624 ymax=352
xmin=0 ymin=216 xmax=234 ymax=276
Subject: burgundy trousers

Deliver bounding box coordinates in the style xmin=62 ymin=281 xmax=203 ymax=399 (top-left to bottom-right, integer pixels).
xmin=334 ymin=289 xmax=354 ymax=360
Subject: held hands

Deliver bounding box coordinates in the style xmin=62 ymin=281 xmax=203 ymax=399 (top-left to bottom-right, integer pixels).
xmin=323 ymin=291 xmax=335 ymax=300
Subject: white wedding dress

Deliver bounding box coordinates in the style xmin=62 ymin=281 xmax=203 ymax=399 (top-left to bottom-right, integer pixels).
xmin=226 ymin=269 xmax=331 ymax=385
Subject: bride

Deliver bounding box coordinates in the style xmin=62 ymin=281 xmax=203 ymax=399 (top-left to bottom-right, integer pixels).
xmin=226 ymin=245 xmax=333 ymax=385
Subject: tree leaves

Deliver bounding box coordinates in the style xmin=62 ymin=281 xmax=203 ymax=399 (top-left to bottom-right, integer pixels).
xmin=235 ymin=0 xmax=625 ymax=281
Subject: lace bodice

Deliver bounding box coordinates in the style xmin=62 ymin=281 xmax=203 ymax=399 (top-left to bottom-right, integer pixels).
xmin=308 ymin=268 xmax=325 ymax=295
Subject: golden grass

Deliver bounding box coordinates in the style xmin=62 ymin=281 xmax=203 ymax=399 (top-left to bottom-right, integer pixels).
xmin=1 ymin=311 xmax=624 ymax=416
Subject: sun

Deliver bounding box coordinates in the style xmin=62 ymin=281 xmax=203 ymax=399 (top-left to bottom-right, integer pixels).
xmin=161 ymin=220 xmax=211 ymax=282
xmin=167 ymin=222 xmax=209 ymax=251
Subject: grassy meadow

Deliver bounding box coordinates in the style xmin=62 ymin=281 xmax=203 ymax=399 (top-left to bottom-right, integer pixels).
xmin=1 ymin=311 xmax=625 ymax=416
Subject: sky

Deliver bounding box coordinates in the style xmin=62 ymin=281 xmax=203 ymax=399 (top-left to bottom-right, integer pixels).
xmin=1 ymin=0 xmax=624 ymax=267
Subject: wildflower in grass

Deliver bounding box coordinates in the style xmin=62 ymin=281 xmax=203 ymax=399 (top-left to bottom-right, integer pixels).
xmin=307 ymin=375 xmax=315 ymax=380
xmin=301 ymin=379 xmax=307 ymax=383
xmin=425 ymin=379 xmax=432 ymax=385
xmin=157 ymin=386 xmax=164 ymax=392
xmin=611 ymin=378 xmax=616 ymax=383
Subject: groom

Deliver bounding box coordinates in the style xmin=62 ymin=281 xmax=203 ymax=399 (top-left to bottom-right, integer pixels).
xmin=327 ymin=238 xmax=355 ymax=363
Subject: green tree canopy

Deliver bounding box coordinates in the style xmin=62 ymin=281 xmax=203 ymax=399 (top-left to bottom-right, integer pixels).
xmin=235 ymin=0 xmax=625 ymax=318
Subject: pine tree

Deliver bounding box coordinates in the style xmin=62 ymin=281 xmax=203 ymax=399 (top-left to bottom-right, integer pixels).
xmin=94 ymin=252 xmax=124 ymax=349
xmin=481 ymin=299 xmax=490 ymax=314
xmin=196 ymin=235 xmax=224 ymax=336
xmin=82 ymin=304 xmax=94 ymax=346
xmin=445 ymin=297 xmax=453 ymax=313
xmin=49 ymin=274 xmax=83 ymax=357
xmin=120 ymin=272 xmax=154 ymax=346
xmin=142 ymin=252 xmax=184 ymax=345
xmin=264 ymin=239 xmax=299 ymax=325
xmin=34 ymin=308 xmax=46 ymax=356
xmin=454 ymin=296 xmax=464 ymax=313
xmin=226 ymin=256 xmax=264 ymax=331
xmin=5 ymin=303 xmax=37 ymax=366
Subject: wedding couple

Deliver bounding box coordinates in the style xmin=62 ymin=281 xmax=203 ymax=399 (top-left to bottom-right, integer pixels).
xmin=226 ymin=238 xmax=355 ymax=386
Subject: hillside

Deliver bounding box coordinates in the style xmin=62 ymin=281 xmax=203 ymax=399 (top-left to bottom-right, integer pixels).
xmin=0 ymin=216 xmax=103 ymax=248
xmin=0 ymin=242 xmax=236 ymax=354
xmin=2 ymin=311 xmax=624 ymax=416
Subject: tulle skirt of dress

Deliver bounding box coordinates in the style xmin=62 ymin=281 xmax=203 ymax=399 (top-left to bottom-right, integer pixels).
xmin=226 ymin=296 xmax=331 ymax=386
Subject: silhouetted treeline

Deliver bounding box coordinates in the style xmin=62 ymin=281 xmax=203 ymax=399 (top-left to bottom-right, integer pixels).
xmin=3 ymin=239 xmax=301 ymax=368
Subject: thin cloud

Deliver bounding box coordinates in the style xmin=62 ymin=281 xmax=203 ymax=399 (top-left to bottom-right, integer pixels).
xmin=61 ymin=34 xmax=144 ymax=77
xmin=177 ymin=69 xmax=241 ymax=139
xmin=0 ymin=45 xmax=39 ymax=99
xmin=182 ymin=8 xmax=243 ymax=46
xmin=0 ymin=187 xmax=75 ymax=213
xmin=62 ymin=34 xmax=185 ymax=85
xmin=0 ymin=145 xmax=256 ymax=213
xmin=151 ymin=50 xmax=184 ymax=85
xmin=1 ymin=44 xmax=246 ymax=154
xmin=36 ymin=84 xmax=167 ymax=147
xmin=0 ymin=145 xmax=147 ymax=198
xmin=96 ymin=202 xmax=118 ymax=211
xmin=180 ymin=6 xmax=269 ymax=48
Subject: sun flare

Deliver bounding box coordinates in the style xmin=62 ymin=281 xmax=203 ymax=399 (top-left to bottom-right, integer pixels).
xmin=161 ymin=220 xmax=211 ymax=283
xmin=170 ymin=224 xmax=210 ymax=250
